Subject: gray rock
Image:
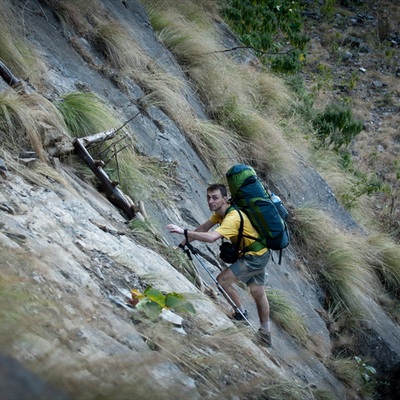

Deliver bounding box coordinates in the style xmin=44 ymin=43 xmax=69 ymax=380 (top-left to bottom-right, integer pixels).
xmin=0 ymin=355 xmax=69 ymax=400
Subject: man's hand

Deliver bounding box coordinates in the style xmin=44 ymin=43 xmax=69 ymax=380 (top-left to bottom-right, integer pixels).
xmin=166 ymin=224 xmax=184 ymax=235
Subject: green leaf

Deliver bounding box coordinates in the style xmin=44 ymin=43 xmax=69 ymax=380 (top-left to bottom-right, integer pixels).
xmin=165 ymin=294 xmax=196 ymax=314
xmin=166 ymin=292 xmax=184 ymax=300
xmin=144 ymin=287 xmax=166 ymax=307
xmin=136 ymin=297 xmax=163 ymax=319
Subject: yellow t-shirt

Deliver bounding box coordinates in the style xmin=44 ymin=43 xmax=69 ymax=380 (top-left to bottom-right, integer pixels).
xmin=210 ymin=208 xmax=268 ymax=256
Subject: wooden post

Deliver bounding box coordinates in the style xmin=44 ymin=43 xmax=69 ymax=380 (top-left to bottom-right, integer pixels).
xmin=73 ymin=138 xmax=136 ymax=219
xmin=0 ymin=61 xmax=21 ymax=88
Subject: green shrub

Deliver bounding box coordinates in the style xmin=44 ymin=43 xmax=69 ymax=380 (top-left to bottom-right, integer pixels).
xmin=339 ymin=172 xmax=383 ymax=209
xmin=312 ymin=102 xmax=363 ymax=150
xmin=222 ymin=0 xmax=308 ymax=71
xmin=271 ymin=49 xmax=303 ymax=74
xmin=285 ymin=75 xmax=315 ymax=120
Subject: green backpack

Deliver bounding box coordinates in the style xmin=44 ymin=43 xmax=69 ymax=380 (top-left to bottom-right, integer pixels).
xmin=226 ymin=164 xmax=289 ymax=263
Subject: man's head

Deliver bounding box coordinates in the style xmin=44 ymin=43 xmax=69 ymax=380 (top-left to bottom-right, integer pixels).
xmin=207 ymin=184 xmax=229 ymax=214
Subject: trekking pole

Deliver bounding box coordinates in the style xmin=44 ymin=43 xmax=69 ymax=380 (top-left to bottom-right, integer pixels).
xmin=182 ymin=239 xmax=256 ymax=332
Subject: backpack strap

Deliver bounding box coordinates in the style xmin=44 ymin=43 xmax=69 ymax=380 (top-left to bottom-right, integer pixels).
xmin=228 ymin=204 xmax=277 ymax=257
xmin=268 ymin=250 xmax=282 ymax=265
xmin=225 ymin=205 xmax=244 ymax=256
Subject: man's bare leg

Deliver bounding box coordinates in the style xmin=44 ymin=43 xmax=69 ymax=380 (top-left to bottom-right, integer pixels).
xmin=249 ymin=283 xmax=269 ymax=324
xmin=217 ymin=268 xmax=243 ymax=312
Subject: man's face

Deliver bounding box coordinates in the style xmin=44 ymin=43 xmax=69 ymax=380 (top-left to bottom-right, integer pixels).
xmin=207 ymin=189 xmax=227 ymax=212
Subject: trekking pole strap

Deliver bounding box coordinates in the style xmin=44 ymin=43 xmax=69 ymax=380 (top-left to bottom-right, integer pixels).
xmin=179 ymin=229 xmax=194 ymax=260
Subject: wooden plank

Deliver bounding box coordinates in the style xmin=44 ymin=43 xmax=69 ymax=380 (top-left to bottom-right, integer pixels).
xmin=73 ymin=138 xmax=136 ymax=219
xmin=0 ymin=61 xmax=20 ymax=87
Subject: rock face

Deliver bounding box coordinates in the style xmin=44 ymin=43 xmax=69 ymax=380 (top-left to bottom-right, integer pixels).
xmin=0 ymin=0 xmax=399 ymax=399
xmin=0 ymin=355 xmax=69 ymax=400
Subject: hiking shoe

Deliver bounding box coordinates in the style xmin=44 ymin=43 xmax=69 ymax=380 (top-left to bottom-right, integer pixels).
xmin=256 ymin=329 xmax=272 ymax=347
xmin=231 ymin=310 xmax=248 ymax=321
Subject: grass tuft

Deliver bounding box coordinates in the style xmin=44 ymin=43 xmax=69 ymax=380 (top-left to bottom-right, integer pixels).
xmin=365 ymin=234 xmax=400 ymax=295
xmin=45 ymin=0 xmax=98 ymax=36
xmin=55 ymin=91 xmax=120 ymax=138
xmin=0 ymin=11 xmax=45 ymax=86
xmin=291 ymin=207 xmax=380 ymax=319
xmin=321 ymin=234 xmax=380 ymax=318
xmin=94 ymin=19 xmax=152 ymax=72
xmin=290 ymin=207 xmax=336 ymax=258
xmin=326 ymin=353 xmax=361 ymax=388
xmin=247 ymin=67 xmax=294 ymax=114
xmin=0 ymin=91 xmax=66 ymax=161
xmin=267 ymin=288 xmax=309 ymax=345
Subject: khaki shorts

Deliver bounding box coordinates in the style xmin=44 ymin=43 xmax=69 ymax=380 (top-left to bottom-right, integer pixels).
xmin=230 ymin=251 xmax=270 ymax=286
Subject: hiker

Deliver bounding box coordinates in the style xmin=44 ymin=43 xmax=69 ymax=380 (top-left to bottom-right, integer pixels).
xmin=166 ymin=183 xmax=272 ymax=347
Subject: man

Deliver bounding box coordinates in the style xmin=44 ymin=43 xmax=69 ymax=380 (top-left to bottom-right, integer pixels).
xmin=166 ymin=183 xmax=272 ymax=347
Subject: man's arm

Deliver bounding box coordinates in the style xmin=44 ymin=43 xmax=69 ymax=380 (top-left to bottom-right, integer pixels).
xmin=166 ymin=220 xmax=222 ymax=245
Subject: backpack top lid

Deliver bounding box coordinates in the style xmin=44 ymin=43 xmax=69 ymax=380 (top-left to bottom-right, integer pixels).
xmin=226 ymin=164 xmax=261 ymax=199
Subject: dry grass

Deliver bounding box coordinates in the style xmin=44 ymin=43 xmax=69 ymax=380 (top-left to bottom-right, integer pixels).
xmin=41 ymin=0 xmax=153 ymax=75
xmin=0 ymin=91 xmax=42 ymax=156
xmin=321 ymin=234 xmax=381 ymax=318
xmin=0 ymin=91 xmax=67 ymax=161
xmin=242 ymin=114 xmax=301 ymax=178
xmin=326 ymin=354 xmax=362 ymax=389
xmin=188 ymin=120 xmax=242 ymax=173
xmin=142 ymin=1 xmax=303 ymax=181
xmin=0 ymin=24 xmax=29 ymax=80
xmin=145 ymin=7 xmax=247 ymax=115
xmin=44 ymin=0 xmax=100 ymax=35
xmin=365 ymin=234 xmax=400 ymax=294
xmin=70 ymin=6 xmax=240 ymax=171
xmin=267 ymin=288 xmax=309 ymax=346
xmin=0 ymin=4 xmax=45 ymax=86
xmin=138 ymin=70 xmax=194 ymax=122
xmin=142 ymin=0 xmax=218 ymax=34
xmin=290 ymin=207 xmax=337 ymax=258
xmin=31 ymin=0 xmax=304 ymax=182
xmin=137 ymin=318 xmax=318 ymax=400
xmin=116 ymin=150 xmax=180 ymax=206
xmin=290 ymin=207 xmax=381 ymax=319
xmin=247 ymin=67 xmax=294 ymax=114
xmin=0 ymin=149 xmax=77 ymax=193
xmin=308 ymin=148 xmax=385 ymax=233
xmin=94 ymin=19 xmax=153 ymax=72
xmin=190 ymin=59 xmax=254 ymax=121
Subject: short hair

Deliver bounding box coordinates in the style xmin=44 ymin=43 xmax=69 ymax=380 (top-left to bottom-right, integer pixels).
xmin=207 ymin=183 xmax=228 ymax=197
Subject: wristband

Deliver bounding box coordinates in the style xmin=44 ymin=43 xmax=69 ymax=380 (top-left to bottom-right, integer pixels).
xmin=184 ymin=228 xmax=188 ymax=237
